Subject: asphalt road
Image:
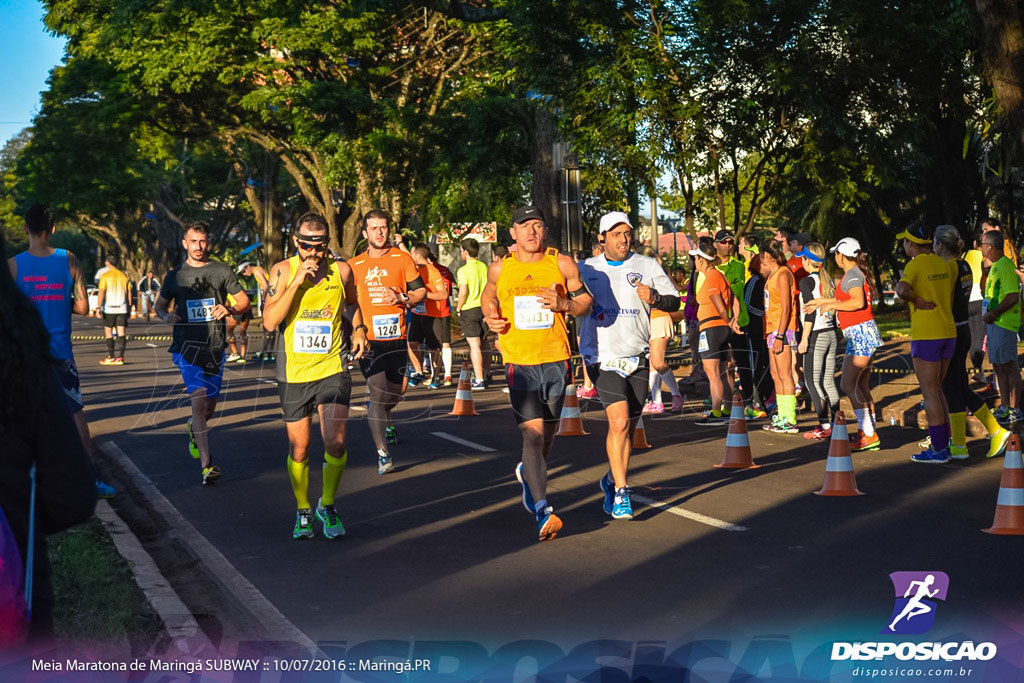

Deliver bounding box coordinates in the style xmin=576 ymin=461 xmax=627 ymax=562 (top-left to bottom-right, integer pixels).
xmin=71 ymin=316 xmax=1024 ymax=679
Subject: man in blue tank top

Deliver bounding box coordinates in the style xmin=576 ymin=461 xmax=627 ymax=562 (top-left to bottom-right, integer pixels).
xmin=8 ymin=204 xmax=115 ymax=498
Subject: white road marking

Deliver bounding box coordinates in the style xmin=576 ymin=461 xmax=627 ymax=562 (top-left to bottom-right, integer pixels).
xmin=630 ymin=493 xmax=748 ymax=532
xmin=431 ymin=431 xmax=496 ymax=452
xmin=146 ymin=343 xmax=158 ymax=348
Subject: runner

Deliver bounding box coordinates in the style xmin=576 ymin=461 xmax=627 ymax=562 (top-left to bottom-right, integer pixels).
xmin=350 ymin=210 xmax=426 ymax=474
xmin=9 ymin=204 xmax=115 ymax=498
xmin=803 ymin=237 xmax=882 ymax=451
xmin=713 ymin=230 xmax=750 ymax=410
xmin=980 ymin=230 xmax=1022 ymax=426
xmin=238 ymin=261 xmax=275 ymax=361
xmin=428 ymin=249 xmax=455 ymax=385
xmin=740 ymin=237 xmax=771 ymax=418
xmin=579 ymin=212 xmax=681 ymax=519
xmin=262 ymin=213 xmax=368 ymax=539
xmin=481 ymin=205 xmax=592 ymax=541
xmin=933 ymin=225 xmax=1011 ymax=460
xmin=455 ymin=238 xmax=491 ymax=389
xmin=407 ymin=243 xmax=450 ymax=389
xmin=690 ymin=236 xmax=738 ymax=426
xmin=224 ymin=292 xmax=253 ymax=363
xmin=96 ymin=254 xmax=133 ymax=366
xmin=155 ymin=221 xmax=250 ymax=485
xmin=795 ymin=242 xmax=840 ymax=439
xmin=637 ymin=246 xmax=683 ymax=414
xmin=759 ymin=239 xmax=799 ymax=433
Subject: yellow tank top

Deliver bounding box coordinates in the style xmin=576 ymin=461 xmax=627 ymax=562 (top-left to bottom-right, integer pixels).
xmin=276 ymin=257 xmax=348 ymax=383
xmin=496 ymin=248 xmax=570 ymax=365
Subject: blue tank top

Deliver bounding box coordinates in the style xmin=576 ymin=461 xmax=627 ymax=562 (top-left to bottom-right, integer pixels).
xmin=16 ymin=249 xmax=74 ymax=359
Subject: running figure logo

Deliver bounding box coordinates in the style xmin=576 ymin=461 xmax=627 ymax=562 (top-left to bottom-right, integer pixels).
xmin=882 ymin=571 xmax=949 ymax=634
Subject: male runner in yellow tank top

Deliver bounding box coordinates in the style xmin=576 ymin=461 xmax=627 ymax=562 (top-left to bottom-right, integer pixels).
xmin=481 ymin=205 xmax=592 ymax=542
xmin=263 ymin=213 xmax=368 ymax=540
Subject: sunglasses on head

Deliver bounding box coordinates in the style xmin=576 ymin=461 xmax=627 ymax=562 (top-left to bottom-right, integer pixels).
xmin=297 ymin=239 xmax=327 ymax=251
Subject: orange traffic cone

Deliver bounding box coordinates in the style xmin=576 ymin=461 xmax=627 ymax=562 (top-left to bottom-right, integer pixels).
xmin=983 ymin=435 xmax=1024 ymax=535
xmin=815 ymin=412 xmax=864 ymax=496
xmin=449 ymin=361 xmax=479 ymax=416
xmin=632 ymin=415 xmax=652 ymax=450
xmin=716 ymin=393 xmax=759 ymax=469
xmin=556 ymin=384 xmax=588 ymax=436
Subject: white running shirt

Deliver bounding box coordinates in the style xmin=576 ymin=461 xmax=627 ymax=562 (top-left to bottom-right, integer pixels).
xmin=578 ymin=253 xmax=678 ymax=364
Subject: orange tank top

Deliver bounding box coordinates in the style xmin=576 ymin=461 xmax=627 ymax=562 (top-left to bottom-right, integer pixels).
xmin=496 ymin=248 xmax=570 ymax=365
xmin=764 ymin=266 xmax=797 ymax=336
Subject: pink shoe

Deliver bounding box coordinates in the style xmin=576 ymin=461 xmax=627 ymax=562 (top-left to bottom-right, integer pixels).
xmin=669 ymin=395 xmax=684 ymax=413
xmin=642 ymin=401 xmax=665 ymax=414
xmin=577 ymin=386 xmax=598 ymax=399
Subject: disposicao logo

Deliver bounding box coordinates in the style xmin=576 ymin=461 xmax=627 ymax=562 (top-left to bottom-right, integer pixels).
xmin=883 ymin=571 xmax=948 ymax=635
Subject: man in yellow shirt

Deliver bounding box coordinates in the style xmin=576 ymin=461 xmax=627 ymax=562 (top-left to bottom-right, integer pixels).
xmin=456 ymin=238 xmax=491 ymax=388
xmin=96 ymin=255 xmax=133 ymax=365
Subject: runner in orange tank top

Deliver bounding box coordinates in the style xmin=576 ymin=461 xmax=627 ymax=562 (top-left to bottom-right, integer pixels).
xmin=480 ymin=205 xmax=592 ymax=542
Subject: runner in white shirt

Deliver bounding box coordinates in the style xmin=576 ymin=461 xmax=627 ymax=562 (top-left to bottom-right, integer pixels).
xmin=578 ymin=212 xmax=682 ymax=519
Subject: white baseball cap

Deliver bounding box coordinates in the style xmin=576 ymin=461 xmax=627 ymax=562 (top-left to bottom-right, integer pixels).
xmin=598 ymin=211 xmax=632 ymax=235
xmin=829 ymin=237 xmax=861 ymax=258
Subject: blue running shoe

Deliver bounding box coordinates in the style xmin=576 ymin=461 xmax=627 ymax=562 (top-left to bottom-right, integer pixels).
xmin=536 ymin=506 xmax=562 ymax=542
xmin=611 ymin=487 xmax=633 ymax=520
xmin=315 ymin=497 xmax=346 ymax=539
xmin=385 ymin=425 xmax=398 ymax=445
xmin=406 ymin=372 xmax=424 ymax=387
xmin=515 ymin=462 xmax=535 ymax=512
xmin=599 ymin=472 xmax=614 ymax=515
xmin=378 ymin=449 xmax=394 ymax=475
xmin=95 ymin=479 xmax=115 ymax=499
xmin=428 ymin=378 xmax=442 ymax=389
xmin=911 ymin=447 xmax=950 ymax=464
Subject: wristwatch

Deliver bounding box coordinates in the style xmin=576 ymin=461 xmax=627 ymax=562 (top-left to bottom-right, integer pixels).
xmin=399 ymin=292 xmax=410 ymax=304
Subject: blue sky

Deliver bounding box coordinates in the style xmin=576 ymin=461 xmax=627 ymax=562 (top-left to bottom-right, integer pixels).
xmin=0 ymin=0 xmax=67 ymax=147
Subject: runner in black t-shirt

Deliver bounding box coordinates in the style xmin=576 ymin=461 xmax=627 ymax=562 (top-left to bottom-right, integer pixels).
xmin=156 ymin=222 xmax=249 ymax=485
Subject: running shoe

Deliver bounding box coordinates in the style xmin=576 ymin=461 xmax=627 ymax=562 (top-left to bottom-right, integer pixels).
xmin=235 ymin=356 xmax=246 ymax=364
xmin=201 ymin=465 xmax=221 ymax=485
xmin=803 ymin=425 xmax=833 ymax=440
xmin=406 ymin=372 xmax=425 ymax=387
xmin=850 ymin=431 xmax=881 ymax=452
xmin=501 ymin=387 xmax=510 ymax=394
xmin=471 ymin=380 xmax=488 ymax=390
xmin=599 ymin=472 xmax=614 ymax=515
xmin=100 ymin=357 xmax=118 ymax=365
xmin=187 ymin=419 xmax=200 ymax=459
xmin=988 ymin=428 xmax=1012 ymax=459
xmin=642 ymin=401 xmax=665 ymax=415
xmin=695 ymin=414 xmax=729 ymax=427
xmin=113 ymin=357 xmax=125 ymax=365
xmin=315 ymin=497 xmax=346 ymax=539
xmin=377 ymin=449 xmax=393 ymax=475
xmin=993 ymin=405 xmax=1011 ymax=425
xmin=293 ymin=508 xmax=315 ymax=539
xmin=443 ymin=376 xmax=453 ymax=387
xmin=577 ymin=386 xmax=598 ymax=399
xmin=762 ymin=414 xmax=783 ymax=431
xmin=669 ymin=394 xmax=685 ymax=413
xmin=767 ymin=420 xmax=799 ymax=434
xmin=225 ymin=353 xmax=241 ymax=363
xmin=911 ymin=447 xmax=950 ymax=464
xmin=428 ymin=377 xmax=443 ymax=389
xmin=1011 ymin=408 xmax=1024 ymax=425
xmin=949 ymin=444 xmax=970 ymax=460
xmin=385 ymin=425 xmax=398 ymax=445
xmin=744 ymin=406 xmax=768 ymax=420
xmin=611 ymin=487 xmax=633 ymax=520
xmin=95 ymin=479 xmax=115 ymax=498
xmin=536 ymin=506 xmax=562 ymax=542
xmin=516 ymin=462 xmax=536 ymax=512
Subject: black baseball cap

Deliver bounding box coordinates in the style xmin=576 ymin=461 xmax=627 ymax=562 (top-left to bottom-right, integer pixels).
xmin=793 ymin=232 xmax=813 ymax=246
xmin=714 ymin=229 xmax=735 ymax=242
xmin=512 ymin=205 xmax=545 ymax=225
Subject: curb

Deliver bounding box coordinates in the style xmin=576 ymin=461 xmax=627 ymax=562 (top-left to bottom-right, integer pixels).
xmin=94 ymin=500 xmax=213 ymax=655
xmin=98 ymin=441 xmax=318 ymax=654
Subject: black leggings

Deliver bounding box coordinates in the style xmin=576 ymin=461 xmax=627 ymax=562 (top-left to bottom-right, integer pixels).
xmin=943 ymin=326 xmax=984 ymax=414
xmin=968 ymin=300 xmax=985 ymax=372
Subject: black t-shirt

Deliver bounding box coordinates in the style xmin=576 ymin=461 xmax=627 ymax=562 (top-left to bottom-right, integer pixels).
xmin=159 ymin=260 xmax=243 ymax=368
xmin=952 ymin=257 xmax=972 ymax=325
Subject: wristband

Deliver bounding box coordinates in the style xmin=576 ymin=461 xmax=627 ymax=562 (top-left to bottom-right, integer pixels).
xmin=355 ymin=324 xmax=368 ymax=334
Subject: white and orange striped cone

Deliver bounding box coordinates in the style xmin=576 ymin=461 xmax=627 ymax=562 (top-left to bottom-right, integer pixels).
xmin=556 ymin=384 xmax=588 ymax=436
xmin=983 ymin=435 xmax=1024 ymax=535
xmin=632 ymin=415 xmax=652 ymax=450
xmin=449 ymin=361 xmax=479 ymax=416
xmin=716 ymin=393 xmax=759 ymax=469
xmin=814 ymin=412 xmax=863 ymax=496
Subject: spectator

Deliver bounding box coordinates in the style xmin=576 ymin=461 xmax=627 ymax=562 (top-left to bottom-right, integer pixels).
xmin=138 ymin=270 xmax=161 ymax=322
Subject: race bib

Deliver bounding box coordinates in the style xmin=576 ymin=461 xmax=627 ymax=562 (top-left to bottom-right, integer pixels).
xmin=698 ymin=331 xmax=709 ymax=353
xmin=600 ymin=356 xmax=640 ymax=378
xmin=513 ymin=295 xmax=554 ymax=330
xmin=372 ymin=313 xmax=401 ymax=340
xmin=293 ymin=321 xmax=331 ymax=354
xmin=186 ymin=298 xmax=216 ymax=322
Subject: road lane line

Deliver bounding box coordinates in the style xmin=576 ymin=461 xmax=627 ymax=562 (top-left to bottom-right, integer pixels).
xmin=631 ymin=493 xmax=748 ymax=532
xmin=146 ymin=343 xmax=158 ymax=348
xmin=431 ymin=431 xmax=496 ymax=452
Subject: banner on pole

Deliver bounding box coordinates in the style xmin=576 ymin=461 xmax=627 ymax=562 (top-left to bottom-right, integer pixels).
xmin=435 ymin=222 xmax=498 ymax=244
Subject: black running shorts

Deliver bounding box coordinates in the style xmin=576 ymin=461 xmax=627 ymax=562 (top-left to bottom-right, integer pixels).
xmin=506 ymin=360 xmax=571 ymax=425
xmin=358 ymin=339 xmax=408 ymax=385
xmin=278 ymin=371 xmax=352 ymax=422
xmin=585 ymin=355 xmax=649 ymax=419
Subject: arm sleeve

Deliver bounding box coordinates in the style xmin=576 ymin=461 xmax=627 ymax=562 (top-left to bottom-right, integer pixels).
xmin=404 ymin=257 xmax=420 ymax=286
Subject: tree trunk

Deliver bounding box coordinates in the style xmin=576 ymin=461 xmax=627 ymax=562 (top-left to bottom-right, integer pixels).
xmin=973 ymin=0 xmax=1024 ymax=149
xmin=525 ymin=105 xmax=562 ymax=247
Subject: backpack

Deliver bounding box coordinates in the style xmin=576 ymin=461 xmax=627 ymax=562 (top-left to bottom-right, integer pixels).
xmin=0 ymin=466 xmax=36 ymax=647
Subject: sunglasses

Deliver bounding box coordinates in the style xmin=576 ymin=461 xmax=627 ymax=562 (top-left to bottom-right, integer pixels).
xmin=297 ymin=239 xmax=327 ymax=251
xmin=716 ymin=239 xmax=735 ymax=245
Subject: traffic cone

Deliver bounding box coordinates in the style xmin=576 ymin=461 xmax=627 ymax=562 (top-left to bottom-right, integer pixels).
xmin=983 ymin=435 xmax=1024 ymax=535
xmin=449 ymin=361 xmax=479 ymax=416
xmin=814 ymin=412 xmax=864 ymax=496
xmin=716 ymin=393 xmax=759 ymax=469
xmin=632 ymin=415 xmax=652 ymax=450
xmin=556 ymin=384 xmax=588 ymax=436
